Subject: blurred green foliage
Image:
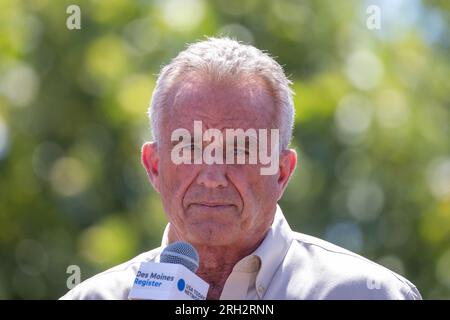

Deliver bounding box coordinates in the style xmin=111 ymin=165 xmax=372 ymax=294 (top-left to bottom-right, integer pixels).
xmin=0 ymin=0 xmax=449 ymax=299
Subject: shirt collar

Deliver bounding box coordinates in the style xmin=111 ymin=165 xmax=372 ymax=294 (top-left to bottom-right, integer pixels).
xmin=251 ymin=204 xmax=294 ymax=298
xmin=160 ymin=222 xmax=170 ymax=248
xmin=160 ymin=204 xmax=294 ymax=298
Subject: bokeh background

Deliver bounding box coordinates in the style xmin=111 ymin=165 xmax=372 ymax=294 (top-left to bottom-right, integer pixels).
xmin=0 ymin=0 xmax=449 ymax=299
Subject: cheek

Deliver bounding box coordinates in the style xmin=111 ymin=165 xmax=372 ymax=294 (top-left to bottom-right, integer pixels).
xmin=229 ymin=171 xmax=277 ymax=235
xmin=229 ymin=166 xmax=278 ymax=209
xmin=159 ymin=161 xmax=198 ymax=204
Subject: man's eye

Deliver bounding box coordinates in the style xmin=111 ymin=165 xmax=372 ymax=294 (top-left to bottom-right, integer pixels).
xmin=181 ymin=144 xmax=202 ymax=160
xmin=234 ymin=149 xmax=249 ymax=155
xmin=182 ymin=144 xmax=196 ymax=151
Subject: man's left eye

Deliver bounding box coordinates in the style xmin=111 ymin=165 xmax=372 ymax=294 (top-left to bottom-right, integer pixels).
xmin=234 ymin=149 xmax=249 ymax=155
xmin=181 ymin=144 xmax=197 ymax=151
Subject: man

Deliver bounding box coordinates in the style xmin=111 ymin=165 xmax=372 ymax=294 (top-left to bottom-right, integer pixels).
xmin=61 ymin=38 xmax=421 ymax=300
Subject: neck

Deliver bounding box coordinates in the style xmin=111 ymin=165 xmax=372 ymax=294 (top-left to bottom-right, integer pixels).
xmin=167 ymin=227 xmax=267 ymax=300
xmin=196 ymin=244 xmax=259 ymax=300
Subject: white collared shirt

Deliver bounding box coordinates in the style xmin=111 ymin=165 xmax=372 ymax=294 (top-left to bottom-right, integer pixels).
xmin=60 ymin=205 xmax=422 ymax=300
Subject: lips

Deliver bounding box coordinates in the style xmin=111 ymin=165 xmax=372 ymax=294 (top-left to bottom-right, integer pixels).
xmin=186 ymin=202 xmax=238 ymax=217
xmin=188 ymin=202 xmax=237 ymax=211
xmin=193 ymin=202 xmax=234 ymax=208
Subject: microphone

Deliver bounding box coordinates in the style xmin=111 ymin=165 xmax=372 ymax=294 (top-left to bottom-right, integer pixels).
xmin=128 ymin=241 xmax=209 ymax=300
xmin=160 ymin=241 xmax=200 ymax=273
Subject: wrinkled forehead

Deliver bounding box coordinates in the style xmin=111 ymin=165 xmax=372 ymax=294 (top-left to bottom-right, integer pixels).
xmin=160 ymin=73 xmax=279 ymax=139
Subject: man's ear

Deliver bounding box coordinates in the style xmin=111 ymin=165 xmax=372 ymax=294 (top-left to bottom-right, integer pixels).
xmin=141 ymin=142 xmax=160 ymax=193
xmin=277 ymin=149 xmax=297 ymax=200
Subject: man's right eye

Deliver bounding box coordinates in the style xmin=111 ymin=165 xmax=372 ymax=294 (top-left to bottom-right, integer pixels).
xmin=180 ymin=144 xmax=202 ymax=161
xmin=182 ymin=144 xmax=196 ymax=151
xmin=234 ymin=148 xmax=249 ymax=155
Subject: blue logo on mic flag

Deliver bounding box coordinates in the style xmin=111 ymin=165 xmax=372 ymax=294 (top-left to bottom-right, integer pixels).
xmin=177 ymin=279 xmax=185 ymax=291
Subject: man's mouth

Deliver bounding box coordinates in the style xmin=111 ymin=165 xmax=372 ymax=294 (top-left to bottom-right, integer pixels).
xmin=194 ymin=202 xmax=233 ymax=208
xmin=185 ymin=201 xmax=239 ymax=219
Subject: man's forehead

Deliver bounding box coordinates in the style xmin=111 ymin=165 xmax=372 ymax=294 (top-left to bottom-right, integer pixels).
xmin=169 ymin=127 xmax=259 ymax=146
xmin=171 ymin=111 xmax=265 ymax=128
xmin=162 ymin=76 xmax=277 ymax=131
xmin=163 ymin=110 xmax=278 ymax=137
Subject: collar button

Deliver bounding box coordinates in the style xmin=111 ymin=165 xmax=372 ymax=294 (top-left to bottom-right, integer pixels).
xmin=258 ymin=285 xmax=265 ymax=295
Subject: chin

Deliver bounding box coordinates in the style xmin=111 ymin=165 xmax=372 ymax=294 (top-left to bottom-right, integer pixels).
xmin=187 ymin=222 xmax=238 ymax=246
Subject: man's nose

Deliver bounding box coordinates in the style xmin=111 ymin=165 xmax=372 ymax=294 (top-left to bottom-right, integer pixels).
xmin=196 ymin=164 xmax=228 ymax=189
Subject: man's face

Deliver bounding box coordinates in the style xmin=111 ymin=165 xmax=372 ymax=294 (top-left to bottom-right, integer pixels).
xmin=143 ymin=74 xmax=295 ymax=248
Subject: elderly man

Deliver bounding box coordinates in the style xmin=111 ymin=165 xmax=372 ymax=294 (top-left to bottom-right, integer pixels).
xmin=61 ymin=38 xmax=421 ymax=300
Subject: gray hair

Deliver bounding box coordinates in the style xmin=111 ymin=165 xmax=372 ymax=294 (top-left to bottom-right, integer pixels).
xmin=148 ymin=37 xmax=295 ymax=149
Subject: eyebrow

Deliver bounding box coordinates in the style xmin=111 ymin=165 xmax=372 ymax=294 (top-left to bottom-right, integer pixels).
xmin=171 ymin=137 xmax=194 ymax=146
xmin=169 ymin=129 xmax=260 ymax=147
xmin=225 ymin=134 xmax=258 ymax=145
